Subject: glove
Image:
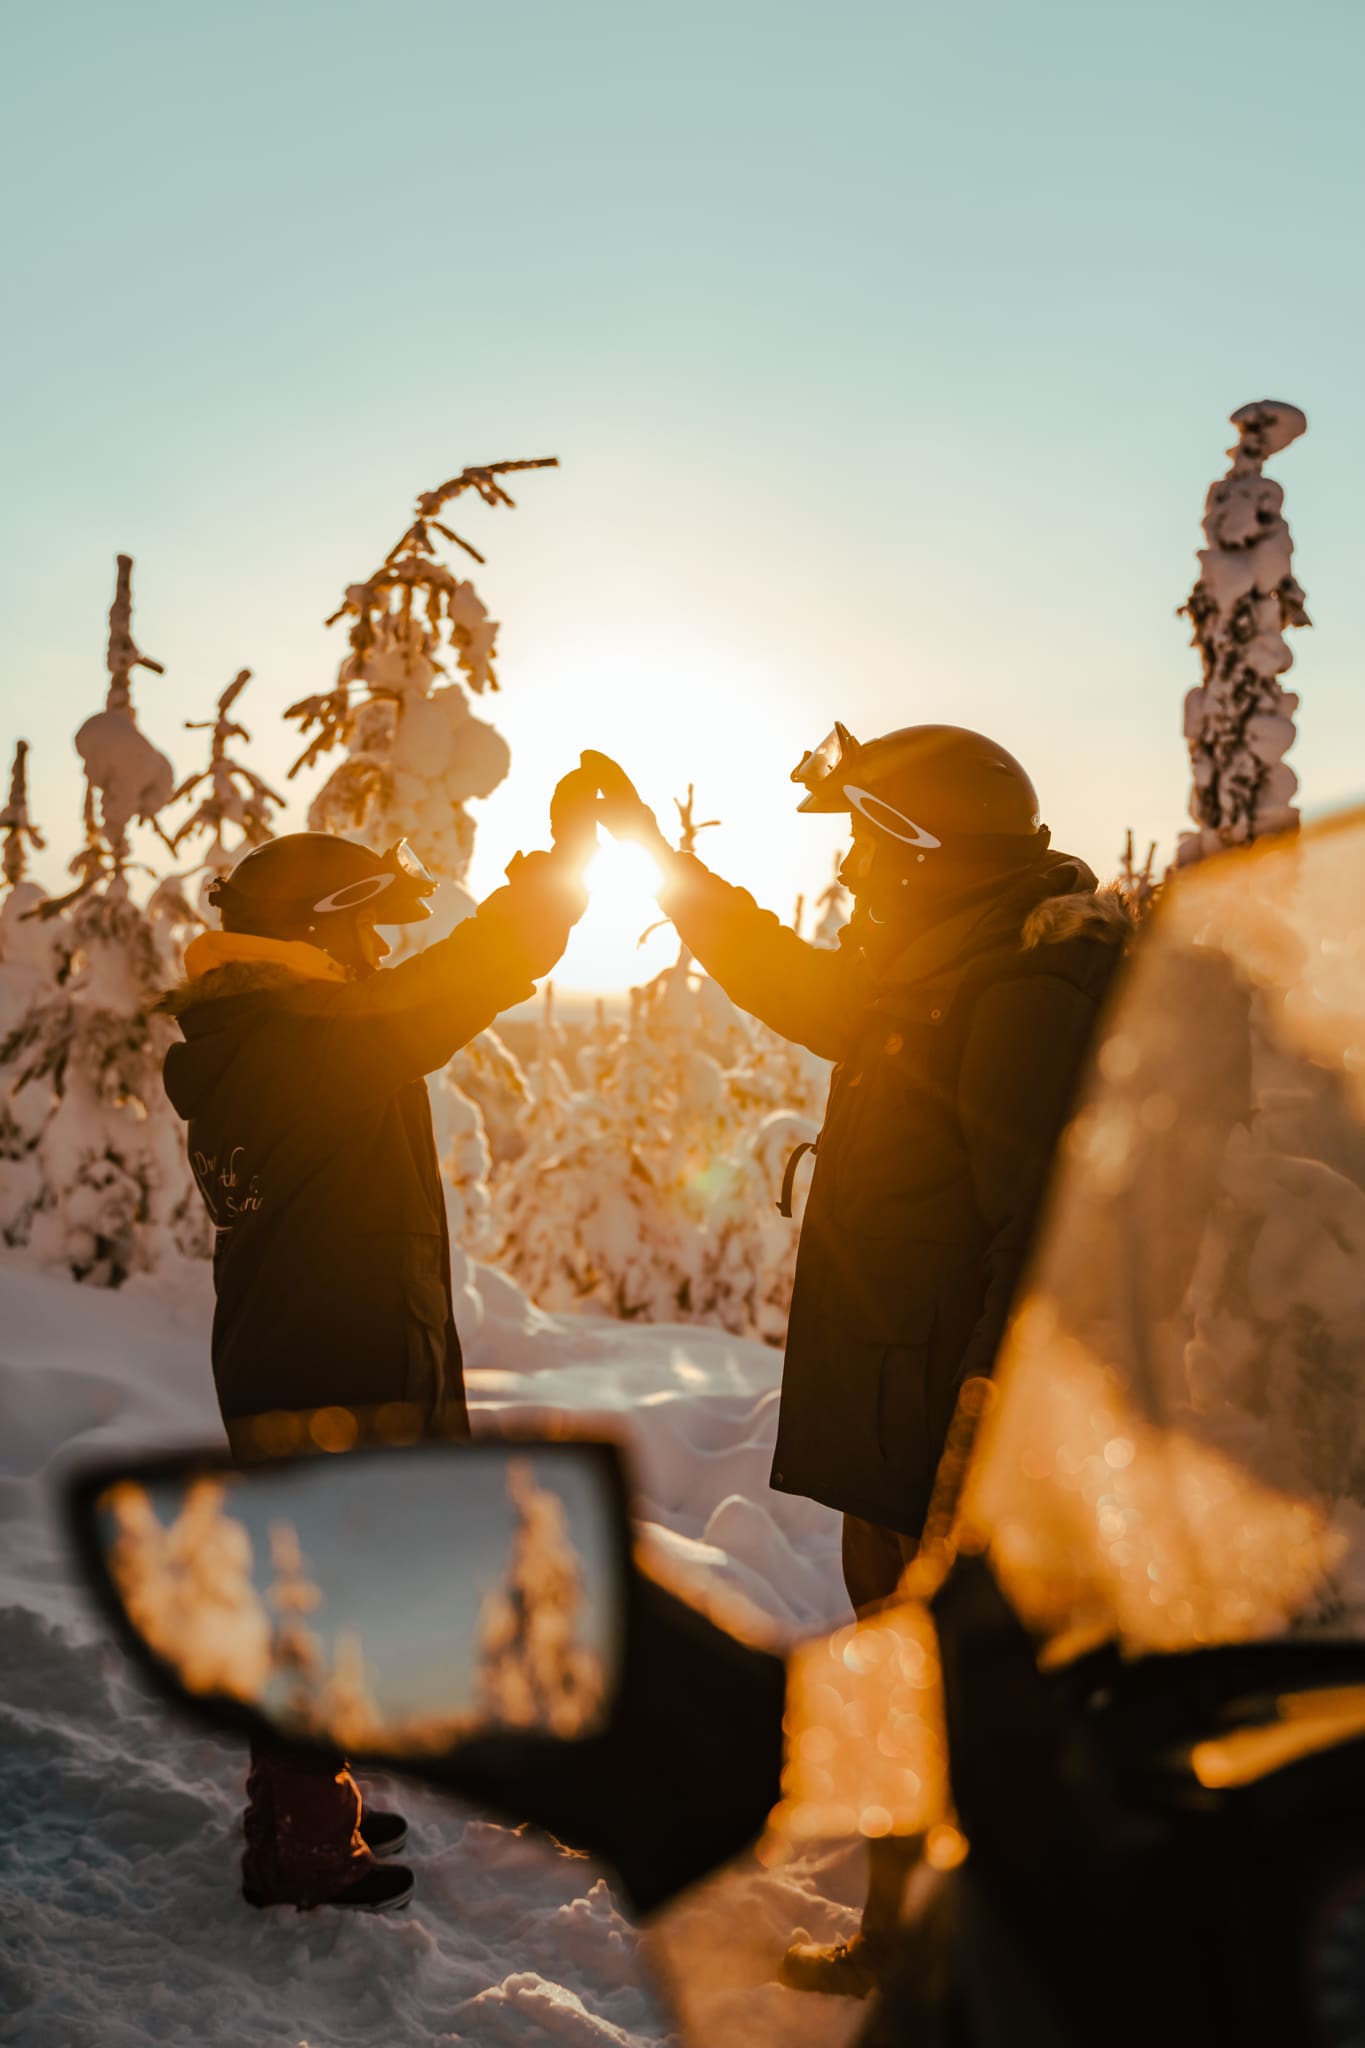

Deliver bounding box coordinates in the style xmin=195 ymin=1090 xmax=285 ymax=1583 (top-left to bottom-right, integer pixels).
xmin=580 ymin=750 xmax=672 ymax=865
xmin=549 ymin=764 xmax=603 ymax=876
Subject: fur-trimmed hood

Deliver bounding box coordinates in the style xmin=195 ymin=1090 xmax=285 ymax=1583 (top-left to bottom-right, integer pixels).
xmin=1022 ymin=883 xmax=1136 ymax=952
xmin=156 ymin=931 xmax=348 ymax=1020
xmin=156 ymin=959 xmax=324 ymax=1018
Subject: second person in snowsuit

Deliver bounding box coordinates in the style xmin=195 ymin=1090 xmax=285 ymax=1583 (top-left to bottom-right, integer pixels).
xmin=588 ymin=727 xmax=1128 ymax=1992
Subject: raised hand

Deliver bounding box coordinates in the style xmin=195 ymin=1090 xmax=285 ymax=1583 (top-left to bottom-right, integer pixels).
xmin=579 ymin=751 xmax=671 ymax=864
xmin=548 ymin=763 xmax=603 ymax=876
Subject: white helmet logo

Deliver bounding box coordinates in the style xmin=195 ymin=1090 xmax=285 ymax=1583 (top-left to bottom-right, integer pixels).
xmin=843 ymin=785 xmax=942 ymax=850
xmin=311 ymin=873 xmax=396 ymax=914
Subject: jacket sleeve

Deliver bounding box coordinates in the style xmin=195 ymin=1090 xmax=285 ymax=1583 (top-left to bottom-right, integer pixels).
xmin=278 ymin=850 xmax=587 ymax=1103
xmin=954 ymin=972 xmax=1099 ymax=1387
xmin=657 ymin=853 xmax=861 ymax=1062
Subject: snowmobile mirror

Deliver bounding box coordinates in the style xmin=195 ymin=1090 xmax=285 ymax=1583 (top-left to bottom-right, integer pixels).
xmin=65 ymin=1435 xmax=788 ymax=1913
xmin=68 ymin=1438 xmax=630 ymax=1757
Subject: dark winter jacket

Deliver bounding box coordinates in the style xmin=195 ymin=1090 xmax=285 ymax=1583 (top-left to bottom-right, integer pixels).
xmin=159 ymin=853 xmax=585 ymax=1456
xmin=660 ymin=850 xmax=1130 ymax=1537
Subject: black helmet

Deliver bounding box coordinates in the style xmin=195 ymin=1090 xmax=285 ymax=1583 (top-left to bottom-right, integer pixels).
xmin=207 ymin=833 xmax=436 ymax=938
xmin=792 ymin=723 xmax=1044 ymax=861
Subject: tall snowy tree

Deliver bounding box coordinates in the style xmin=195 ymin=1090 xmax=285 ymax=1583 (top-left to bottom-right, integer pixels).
xmin=1177 ymin=400 xmax=1310 ymax=864
xmin=285 ymin=459 xmax=557 ymax=1273
xmin=0 ymin=558 xmax=207 ymax=1281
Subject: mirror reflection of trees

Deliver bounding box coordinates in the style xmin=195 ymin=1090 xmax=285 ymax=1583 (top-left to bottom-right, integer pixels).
xmin=101 ymin=1457 xmax=609 ymax=1751
xmin=105 ymin=1477 xmax=272 ymax=1701
xmin=475 ymin=1458 xmax=607 ymax=1737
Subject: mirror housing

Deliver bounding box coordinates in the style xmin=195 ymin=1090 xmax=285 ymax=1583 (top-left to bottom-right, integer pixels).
xmin=65 ymin=1435 xmax=786 ymax=1913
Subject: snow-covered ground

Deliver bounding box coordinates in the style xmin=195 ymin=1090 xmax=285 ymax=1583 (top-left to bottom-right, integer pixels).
xmin=0 ymin=1254 xmax=868 ymax=2048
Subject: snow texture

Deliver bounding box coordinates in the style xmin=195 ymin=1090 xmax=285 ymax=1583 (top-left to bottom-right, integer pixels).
xmin=0 ymin=1254 xmax=862 ymax=2048
xmin=1177 ymin=400 xmax=1310 ymax=864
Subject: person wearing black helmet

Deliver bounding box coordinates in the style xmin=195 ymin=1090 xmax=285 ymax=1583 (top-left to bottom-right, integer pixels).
xmin=157 ymin=772 xmax=599 ymax=1915
xmin=585 ymin=729 xmax=1128 ymax=1994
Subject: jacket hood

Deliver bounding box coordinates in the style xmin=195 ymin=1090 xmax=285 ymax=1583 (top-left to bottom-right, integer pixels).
xmin=1022 ymin=881 xmax=1135 ymax=951
xmin=159 ymin=931 xmax=347 ymax=1121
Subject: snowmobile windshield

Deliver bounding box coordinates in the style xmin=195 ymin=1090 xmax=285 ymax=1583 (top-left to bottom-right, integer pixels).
xmin=960 ymin=806 xmax=1365 ymax=1659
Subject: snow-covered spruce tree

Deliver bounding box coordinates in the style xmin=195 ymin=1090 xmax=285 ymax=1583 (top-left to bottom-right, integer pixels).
xmin=166 ymin=668 xmax=283 ymax=915
xmin=0 ymin=557 xmax=209 ymax=1281
xmin=475 ymin=1459 xmax=607 ymax=1737
xmin=1166 ymin=409 xmax=1365 ymax=1544
xmin=0 ymin=741 xmax=64 ymax=1248
xmin=1177 ymin=400 xmax=1310 ymax=865
xmin=105 ymin=1477 xmax=274 ymax=1702
xmin=264 ymin=1520 xmax=327 ymax=1723
xmin=286 ymin=459 xmax=554 ymax=1263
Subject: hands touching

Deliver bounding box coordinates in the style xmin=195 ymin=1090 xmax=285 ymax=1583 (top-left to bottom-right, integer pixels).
xmin=578 ymin=751 xmax=673 ymax=868
xmin=540 ymin=751 xmax=676 ymax=913
xmin=548 ymin=763 xmax=604 ymax=876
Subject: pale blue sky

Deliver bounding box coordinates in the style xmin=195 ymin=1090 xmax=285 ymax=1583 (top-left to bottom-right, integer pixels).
xmin=4 ymin=1 xmax=1363 ymax=986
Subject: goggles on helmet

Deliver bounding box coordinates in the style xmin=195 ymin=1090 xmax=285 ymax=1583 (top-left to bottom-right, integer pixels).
xmin=791 ymin=722 xmax=859 ymax=798
xmin=792 ymin=724 xmax=943 ymax=848
xmin=311 ymin=840 xmax=436 ymax=916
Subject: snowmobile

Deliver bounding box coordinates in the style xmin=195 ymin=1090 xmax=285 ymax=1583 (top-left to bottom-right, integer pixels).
xmin=65 ymin=807 xmax=1365 ymax=2043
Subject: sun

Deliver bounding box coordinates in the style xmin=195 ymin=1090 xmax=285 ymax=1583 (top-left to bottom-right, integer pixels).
xmin=584 ymin=837 xmax=665 ymax=905
xmin=546 ymin=836 xmax=675 ymax=994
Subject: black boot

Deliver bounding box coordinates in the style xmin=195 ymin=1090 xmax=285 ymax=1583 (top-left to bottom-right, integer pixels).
xmin=360 ymin=1809 xmax=408 ymax=1859
xmin=327 ymin=1863 xmax=415 ymax=1914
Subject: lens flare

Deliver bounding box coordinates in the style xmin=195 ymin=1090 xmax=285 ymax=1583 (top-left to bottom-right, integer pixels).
xmin=584 ymin=839 xmax=665 ymax=905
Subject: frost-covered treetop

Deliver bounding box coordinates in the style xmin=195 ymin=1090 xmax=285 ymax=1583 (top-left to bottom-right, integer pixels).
xmin=287 ymin=456 xmax=558 ymax=778
xmin=1178 ymin=400 xmax=1310 ymax=865
xmin=168 ymin=669 xmax=282 ymax=895
xmin=284 ymin=458 xmax=556 ymax=886
xmin=1 ymin=741 xmax=45 ymax=890
xmin=74 ymin=555 xmax=175 ymax=886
